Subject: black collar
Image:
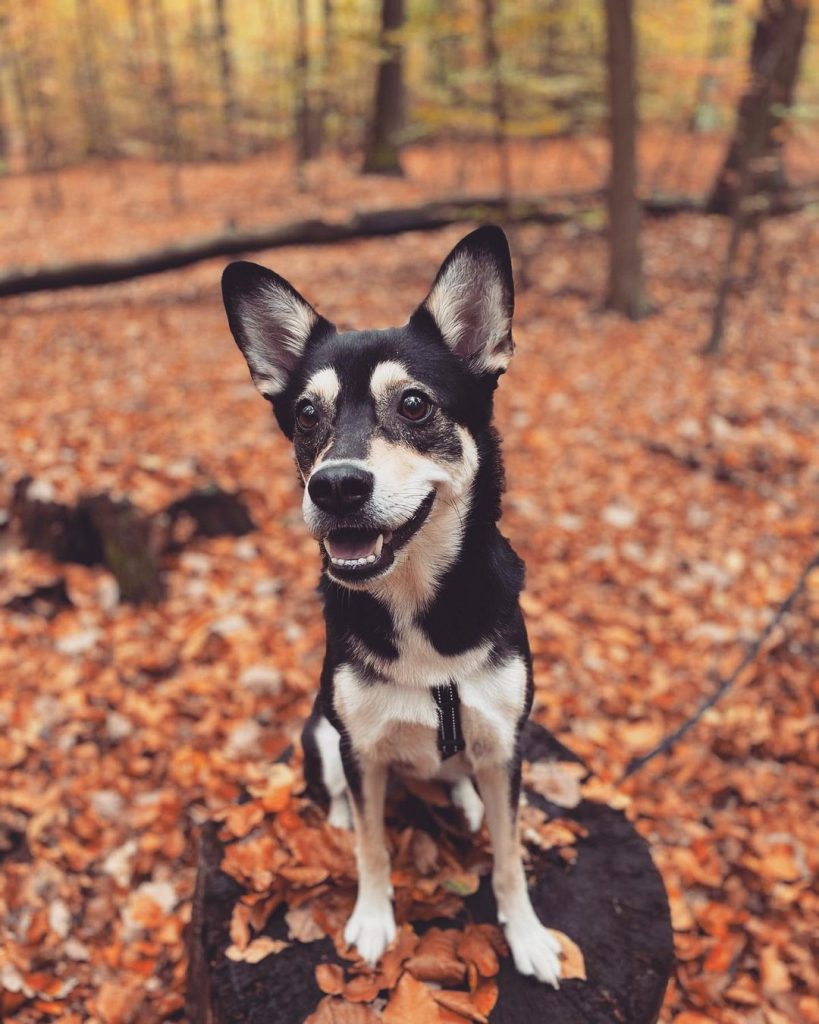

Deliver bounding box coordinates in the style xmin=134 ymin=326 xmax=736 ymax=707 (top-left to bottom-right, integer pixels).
xmin=432 ymin=681 xmax=466 ymax=760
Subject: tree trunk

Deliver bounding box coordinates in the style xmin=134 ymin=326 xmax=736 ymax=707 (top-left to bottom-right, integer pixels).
xmin=294 ymin=0 xmax=320 ymax=182
xmin=707 ymin=0 xmax=809 ymax=214
xmin=479 ymin=0 xmax=511 ymax=204
xmin=361 ymin=0 xmax=405 ymax=176
xmin=74 ymin=0 xmax=116 ymax=158
xmin=148 ymin=0 xmax=184 ymax=203
xmin=0 ymin=28 xmax=8 ymax=169
xmin=212 ymin=0 xmax=237 ymax=153
xmin=603 ymin=0 xmax=650 ymax=319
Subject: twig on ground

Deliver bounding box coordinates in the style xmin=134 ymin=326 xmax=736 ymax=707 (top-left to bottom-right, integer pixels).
xmin=621 ymin=551 xmax=819 ymax=779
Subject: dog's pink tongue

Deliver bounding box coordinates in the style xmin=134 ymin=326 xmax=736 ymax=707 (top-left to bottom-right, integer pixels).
xmin=327 ymin=535 xmax=378 ymax=560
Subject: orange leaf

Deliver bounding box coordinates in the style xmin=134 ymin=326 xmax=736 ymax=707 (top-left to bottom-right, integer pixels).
xmin=457 ymin=924 xmax=499 ymax=979
xmin=406 ymin=927 xmax=466 ymax=986
xmin=315 ymin=963 xmax=345 ymax=996
xmin=550 ymin=929 xmax=586 ymax=981
xmin=229 ymin=903 xmax=251 ymax=952
xmin=305 ymin=996 xmax=382 ymax=1024
xmin=225 ymin=937 xmax=290 ymax=963
xmin=384 ymin=971 xmax=442 ymax=1024
xmin=430 ymin=989 xmax=489 ymax=1023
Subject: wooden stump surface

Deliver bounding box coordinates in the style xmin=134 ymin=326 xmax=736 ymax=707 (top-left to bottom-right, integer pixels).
xmin=187 ymin=722 xmax=673 ymax=1023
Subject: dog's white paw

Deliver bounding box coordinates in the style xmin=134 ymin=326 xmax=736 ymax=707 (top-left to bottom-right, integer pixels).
xmin=452 ymin=778 xmax=484 ymax=833
xmin=504 ymin=914 xmax=562 ymax=988
xmin=343 ymin=899 xmax=396 ymax=966
xmin=327 ymin=794 xmax=352 ymax=830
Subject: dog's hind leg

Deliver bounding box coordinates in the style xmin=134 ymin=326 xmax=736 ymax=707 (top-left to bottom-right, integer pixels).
xmin=302 ymin=706 xmax=352 ymax=830
xmin=476 ymin=763 xmax=561 ymax=987
xmin=452 ymin=777 xmax=484 ymax=832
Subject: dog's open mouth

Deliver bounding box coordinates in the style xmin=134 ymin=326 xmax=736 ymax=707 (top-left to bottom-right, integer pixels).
xmin=323 ymin=491 xmax=435 ymax=582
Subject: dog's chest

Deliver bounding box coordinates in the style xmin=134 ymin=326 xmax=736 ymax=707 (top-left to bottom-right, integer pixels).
xmin=333 ymin=645 xmax=528 ymax=777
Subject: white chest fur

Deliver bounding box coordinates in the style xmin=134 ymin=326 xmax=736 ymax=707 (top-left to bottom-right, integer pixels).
xmin=333 ymin=652 xmax=528 ymax=778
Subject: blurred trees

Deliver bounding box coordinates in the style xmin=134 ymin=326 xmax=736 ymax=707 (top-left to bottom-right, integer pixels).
xmin=604 ymin=0 xmax=648 ymax=319
xmin=708 ymin=0 xmax=810 ymax=214
xmin=0 ymin=0 xmax=813 ymax=175
xmin=361 ymin=0 xmax=405 ymax=175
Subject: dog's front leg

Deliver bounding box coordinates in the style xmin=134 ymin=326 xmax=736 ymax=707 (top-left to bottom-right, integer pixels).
xmin=476 ymin=763 xmax=561 ymax=987
xmin=343 ymin=757 xmax=396 ymax=965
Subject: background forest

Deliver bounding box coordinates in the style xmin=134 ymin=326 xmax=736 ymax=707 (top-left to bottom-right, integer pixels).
xmin=0 ymin=2 xmax=817 ymax=1024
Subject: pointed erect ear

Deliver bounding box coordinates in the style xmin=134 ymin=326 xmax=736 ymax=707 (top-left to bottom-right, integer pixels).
xmin=221 ymin=261 xmax=333 ymax=399
xmin=412 ymin=225 xmax=514 ymax=374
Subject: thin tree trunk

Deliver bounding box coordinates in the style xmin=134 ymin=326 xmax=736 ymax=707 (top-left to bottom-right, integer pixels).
xmin=319 ymin=0 xmax=335 ymax=152
xmin=603 ymin=0 xmax=650 ymax=319
xmin=707 ymin=0 xmax=809 ymax=214
xmin=148 ymin=0 xmax=184 ymax=205
xmin=294 ymin=0 xmax=320 ymax=184
xmin=479 ymin=0 xmax=511 ymax=205
xmin=213 ymin=0 xmax=237 ymax=154
xmin=74 ymin=0 xmax=116 ymax=158
xmin=361 ymin=0 xmax=405 ymax=176
xmin=703 ymin=0 xmax=807 ymax=354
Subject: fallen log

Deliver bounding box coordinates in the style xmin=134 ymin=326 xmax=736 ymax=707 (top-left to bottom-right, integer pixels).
xmin=186 ymin=721 xmax=673 ymax=1023
xmin=2 ymin=187 xmax=817 ymax=299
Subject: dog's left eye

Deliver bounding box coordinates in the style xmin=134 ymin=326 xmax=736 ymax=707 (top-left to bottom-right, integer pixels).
xmin=398 ymin=391 xmax=433 ymax=423
xmin=296 ymin=401 xmax=320 ymax=431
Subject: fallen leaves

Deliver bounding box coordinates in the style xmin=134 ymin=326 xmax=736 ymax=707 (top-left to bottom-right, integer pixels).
xmin=0 ymin=152 xmax=817 ymax=1024
xmin=225 ymin=936 xmax=290 ymax=963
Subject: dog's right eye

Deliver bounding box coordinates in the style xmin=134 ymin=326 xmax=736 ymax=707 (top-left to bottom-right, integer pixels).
xmin=296 ymin=401 xmax=320 ymax=431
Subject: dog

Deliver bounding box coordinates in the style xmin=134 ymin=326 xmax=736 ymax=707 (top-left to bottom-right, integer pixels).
xmin=221 ymin=226 xmax=561 ymax=986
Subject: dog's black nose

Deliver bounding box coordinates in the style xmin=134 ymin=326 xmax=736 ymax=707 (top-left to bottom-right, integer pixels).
xmin=308 ymin=463 xmax=374 ymax=515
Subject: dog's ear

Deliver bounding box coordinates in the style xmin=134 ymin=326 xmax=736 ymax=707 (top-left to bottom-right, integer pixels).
xmin=222 ymin=261 xmax=333 ymax=399
xmin=412 ymin=225 xmax=514 ymax=375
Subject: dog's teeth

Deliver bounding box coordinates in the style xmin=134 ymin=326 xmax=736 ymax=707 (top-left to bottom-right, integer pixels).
xmin=374 ymin=534 xmax=384 ymax=557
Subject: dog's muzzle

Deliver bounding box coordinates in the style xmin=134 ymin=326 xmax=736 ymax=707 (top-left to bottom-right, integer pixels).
xmin=322 ymin=491 xmax=436 ymax=584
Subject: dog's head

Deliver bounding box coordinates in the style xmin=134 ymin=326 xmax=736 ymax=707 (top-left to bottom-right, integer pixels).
xmin=222 ymin=226 xmax=514 ymax=594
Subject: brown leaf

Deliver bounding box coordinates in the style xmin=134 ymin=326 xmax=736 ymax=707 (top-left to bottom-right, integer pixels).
xmin=410 ymin=830 xmax=439 ymax=875
xmin=406 ymin=927 xmax=466 ymax=986
xmin=305 ymin=996 xmax=383 ymax=1024
xmin=430 ymin=989 xmax=489 ymax=1023
xmin=315 ymin=963 xmax=345 ymax=996
xmin=286 ymin=905 xmax=328 ymax=943
xmin=457 ymin=924 xmax=500 ymax=979
xmin=550 ymin=929 xmax=586 ymax=981
xmin=384 ymin=971 xmax=442 ymax=1024
xmin=229 ymin=902 xmax=251 ymax=952
xmin=523 ymin=761 xmax=583 ymax=808
xmin=247 ymin=763 xmax=295 ymax=813
xmin=225 ymin=936 xmax=290 ymax=963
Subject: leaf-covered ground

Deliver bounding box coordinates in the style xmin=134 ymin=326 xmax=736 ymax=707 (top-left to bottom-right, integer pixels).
xmin=0 ymin=152 xmax=817 ymax=1022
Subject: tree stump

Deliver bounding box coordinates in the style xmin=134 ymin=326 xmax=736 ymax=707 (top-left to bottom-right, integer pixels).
xmin=186 ymin=722 xmax=673 ymax=1023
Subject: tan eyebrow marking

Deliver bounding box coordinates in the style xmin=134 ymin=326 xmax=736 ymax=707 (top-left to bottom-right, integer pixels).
xmin=369 ymin=360 xmax=411 ymax=402
xmin=301 ymin=366 xmax=340 ymax=406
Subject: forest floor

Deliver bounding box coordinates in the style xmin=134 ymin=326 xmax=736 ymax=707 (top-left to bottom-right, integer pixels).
xmin=0 ymin=141 xmax=817 ymax=1023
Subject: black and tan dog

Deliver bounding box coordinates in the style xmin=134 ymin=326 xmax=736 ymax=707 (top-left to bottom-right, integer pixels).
xmin=221 ymin=226 xmax=561 ymax=986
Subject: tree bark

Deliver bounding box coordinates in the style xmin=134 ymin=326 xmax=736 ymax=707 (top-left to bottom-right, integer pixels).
xmin=361 ymin=0 xmax=405 ymax=176
xmin=213 ymin=0 xmax=238 ymax=153
xmin=479 ymin=0 xmax=511 ymax=204
xmin=707 ymin=0 xmax=809 ymax=214
xmin=74 ymin=0 xmax=116 ymax=158
xmin=603 ymin=0 xmax=650 ymax=319
xmin=148 ymin=0 xmax=184 ymax=203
